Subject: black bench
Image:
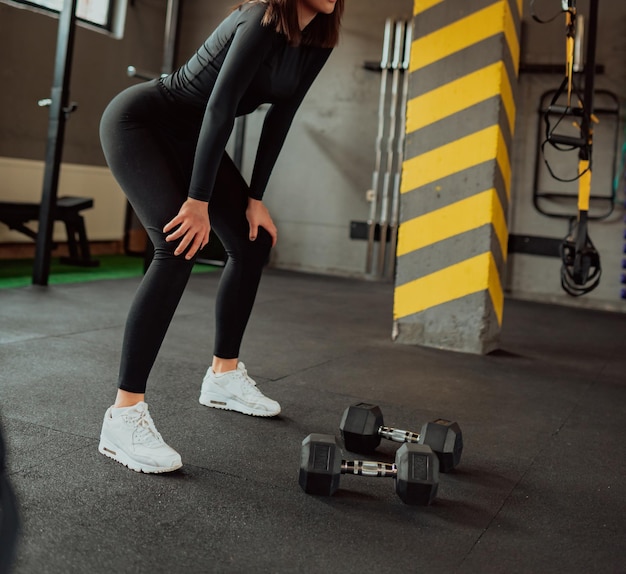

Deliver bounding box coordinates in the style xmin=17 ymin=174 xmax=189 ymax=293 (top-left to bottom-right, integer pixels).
xmin=0 ymin=196 xmax=99 ymax=266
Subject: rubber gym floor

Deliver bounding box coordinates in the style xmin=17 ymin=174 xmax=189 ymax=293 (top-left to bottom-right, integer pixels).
xmin=1 ymin=267 xmax=625 ymax=574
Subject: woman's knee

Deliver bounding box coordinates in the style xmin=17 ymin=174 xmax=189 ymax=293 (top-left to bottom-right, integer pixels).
xmin=223 ymin=227 xmax=272 ymax=264
xmin=144 ymin=226 xmax=197 ymax=264
xmin=246 ymin=226 xmax=272 ymax=262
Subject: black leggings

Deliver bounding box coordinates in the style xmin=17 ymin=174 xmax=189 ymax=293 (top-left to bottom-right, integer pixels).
xmin=100 ymin=80 xmax=272 ymax=394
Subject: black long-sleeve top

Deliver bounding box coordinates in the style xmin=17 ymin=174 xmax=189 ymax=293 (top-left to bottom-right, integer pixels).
xmin=160 ymin=1 xmax=332 ymax=202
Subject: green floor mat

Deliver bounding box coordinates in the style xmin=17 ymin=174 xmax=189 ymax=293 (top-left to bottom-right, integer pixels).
xmin=0 ymin=254 xmax=219 ymax=289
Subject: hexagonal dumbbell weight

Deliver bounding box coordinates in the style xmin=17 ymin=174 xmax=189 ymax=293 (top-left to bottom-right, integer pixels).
xmin=339 ymin=402 xmax=463 ymax=473
xmin=298 ymin=433 xmax=439 ymax=506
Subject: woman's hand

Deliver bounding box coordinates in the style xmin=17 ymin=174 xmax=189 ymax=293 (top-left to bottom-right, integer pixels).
xmin=163 ymin=198 xmax=210 ymax=260
xmin=246 ymin=198 xmax=277 ymax=247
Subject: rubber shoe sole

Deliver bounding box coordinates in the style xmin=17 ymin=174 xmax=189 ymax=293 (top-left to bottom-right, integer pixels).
xmin=199 ymin=393 xmax=280 ymax=417
xmin=98 ymin=439 xmax=182 ymax=474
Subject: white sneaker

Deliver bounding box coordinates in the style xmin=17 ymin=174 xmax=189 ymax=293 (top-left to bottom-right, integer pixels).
xmin=199 ymin=362 xmax=281 ymax=417
xmin=98 ymin=402 xmax=182 ymax=473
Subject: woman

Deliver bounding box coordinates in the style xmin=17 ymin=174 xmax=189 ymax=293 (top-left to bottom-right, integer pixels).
xmin=98 ymin=0 xmax=343 ymax=473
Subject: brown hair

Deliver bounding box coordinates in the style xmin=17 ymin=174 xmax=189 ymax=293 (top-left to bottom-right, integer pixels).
xmin=232 ymin=0 xmax=344 ymax=48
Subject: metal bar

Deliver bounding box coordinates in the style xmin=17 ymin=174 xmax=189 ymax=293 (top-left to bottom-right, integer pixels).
xmin=377 ymin=20 xmax=405 ymax=277
xmin=32 ymin=0 xmax=78 ymax=286
xmin=127 ymin=65 xmax=160 ymax=81
xmin=565 ymin=6 xmax=576 ymax=105
xmin=365 ymin=18 xmax=393 ymax=275
xmin=579 ymin=0 xmax=597 ymax=162
xmin=162 ymin=0 xmax=180 ymax=75
xmin=341 ymin=460 xmax=397 ymax=478
xmin=573 ymin=14 xmax=584 ymax=72
xmin=233 ymin=116 xmax=247 ymax=170
xmin=387 ymin=20 xmax=412 ymax=279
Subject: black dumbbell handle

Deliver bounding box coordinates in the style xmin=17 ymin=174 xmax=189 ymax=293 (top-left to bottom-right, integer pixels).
xmin=378 ymin=425 xmax=421 ymax=445
xmin=341 ymin=460 xmax=397 ymax=478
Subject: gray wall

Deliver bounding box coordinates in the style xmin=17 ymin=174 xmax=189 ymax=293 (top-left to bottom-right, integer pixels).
xmin=0 ymin=0 xmax=168 ymax=164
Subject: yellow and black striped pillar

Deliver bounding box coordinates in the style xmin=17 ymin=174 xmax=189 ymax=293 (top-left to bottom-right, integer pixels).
xmin=393 ymin=0 xmax=522 ymax=354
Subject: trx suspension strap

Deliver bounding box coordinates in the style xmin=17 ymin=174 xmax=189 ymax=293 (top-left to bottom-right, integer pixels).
xmin=536 ymin=0 xmax=601 ymax=296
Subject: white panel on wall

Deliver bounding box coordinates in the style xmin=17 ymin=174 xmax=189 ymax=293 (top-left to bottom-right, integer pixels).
xmin=0 ymin=157 xmax=127 ymax=243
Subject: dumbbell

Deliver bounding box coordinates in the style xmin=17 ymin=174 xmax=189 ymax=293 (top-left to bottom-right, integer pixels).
xmin=339 ymin=402 xmax=463 ymax=473
xmin=299 ymin=433 xmax=439 ymax=506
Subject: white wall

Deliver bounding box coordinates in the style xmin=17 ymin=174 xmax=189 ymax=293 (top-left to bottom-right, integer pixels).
xmin=0 ymin=157 xmax=126 ymax=243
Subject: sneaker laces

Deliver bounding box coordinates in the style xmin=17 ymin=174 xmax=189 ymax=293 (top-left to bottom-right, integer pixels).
xmin=122 ymin=406 xmax=164 ymax=446
xmin=235 ymin=365 xmax=264 ymax=397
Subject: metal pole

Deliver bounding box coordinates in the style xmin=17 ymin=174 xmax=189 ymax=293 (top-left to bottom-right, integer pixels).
xmin=580 ymin=0 xmax=597 ymax=152
xmin=233 ymin=117 xmax=247 ymax=170
xmin=573 ymin=14 xmax=584 ymax=72
xmin=387 ymin=20 xmax=413 ymax=279
xmin=366 ymin=19 xmax=393 ymax=275
xmin=32 ymin=0 xmax=78 ymax=286
xmin=377 ymin=20 xmax=405 ymax=277
xmin=162 ymin=0 xmax=180 ymax=75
